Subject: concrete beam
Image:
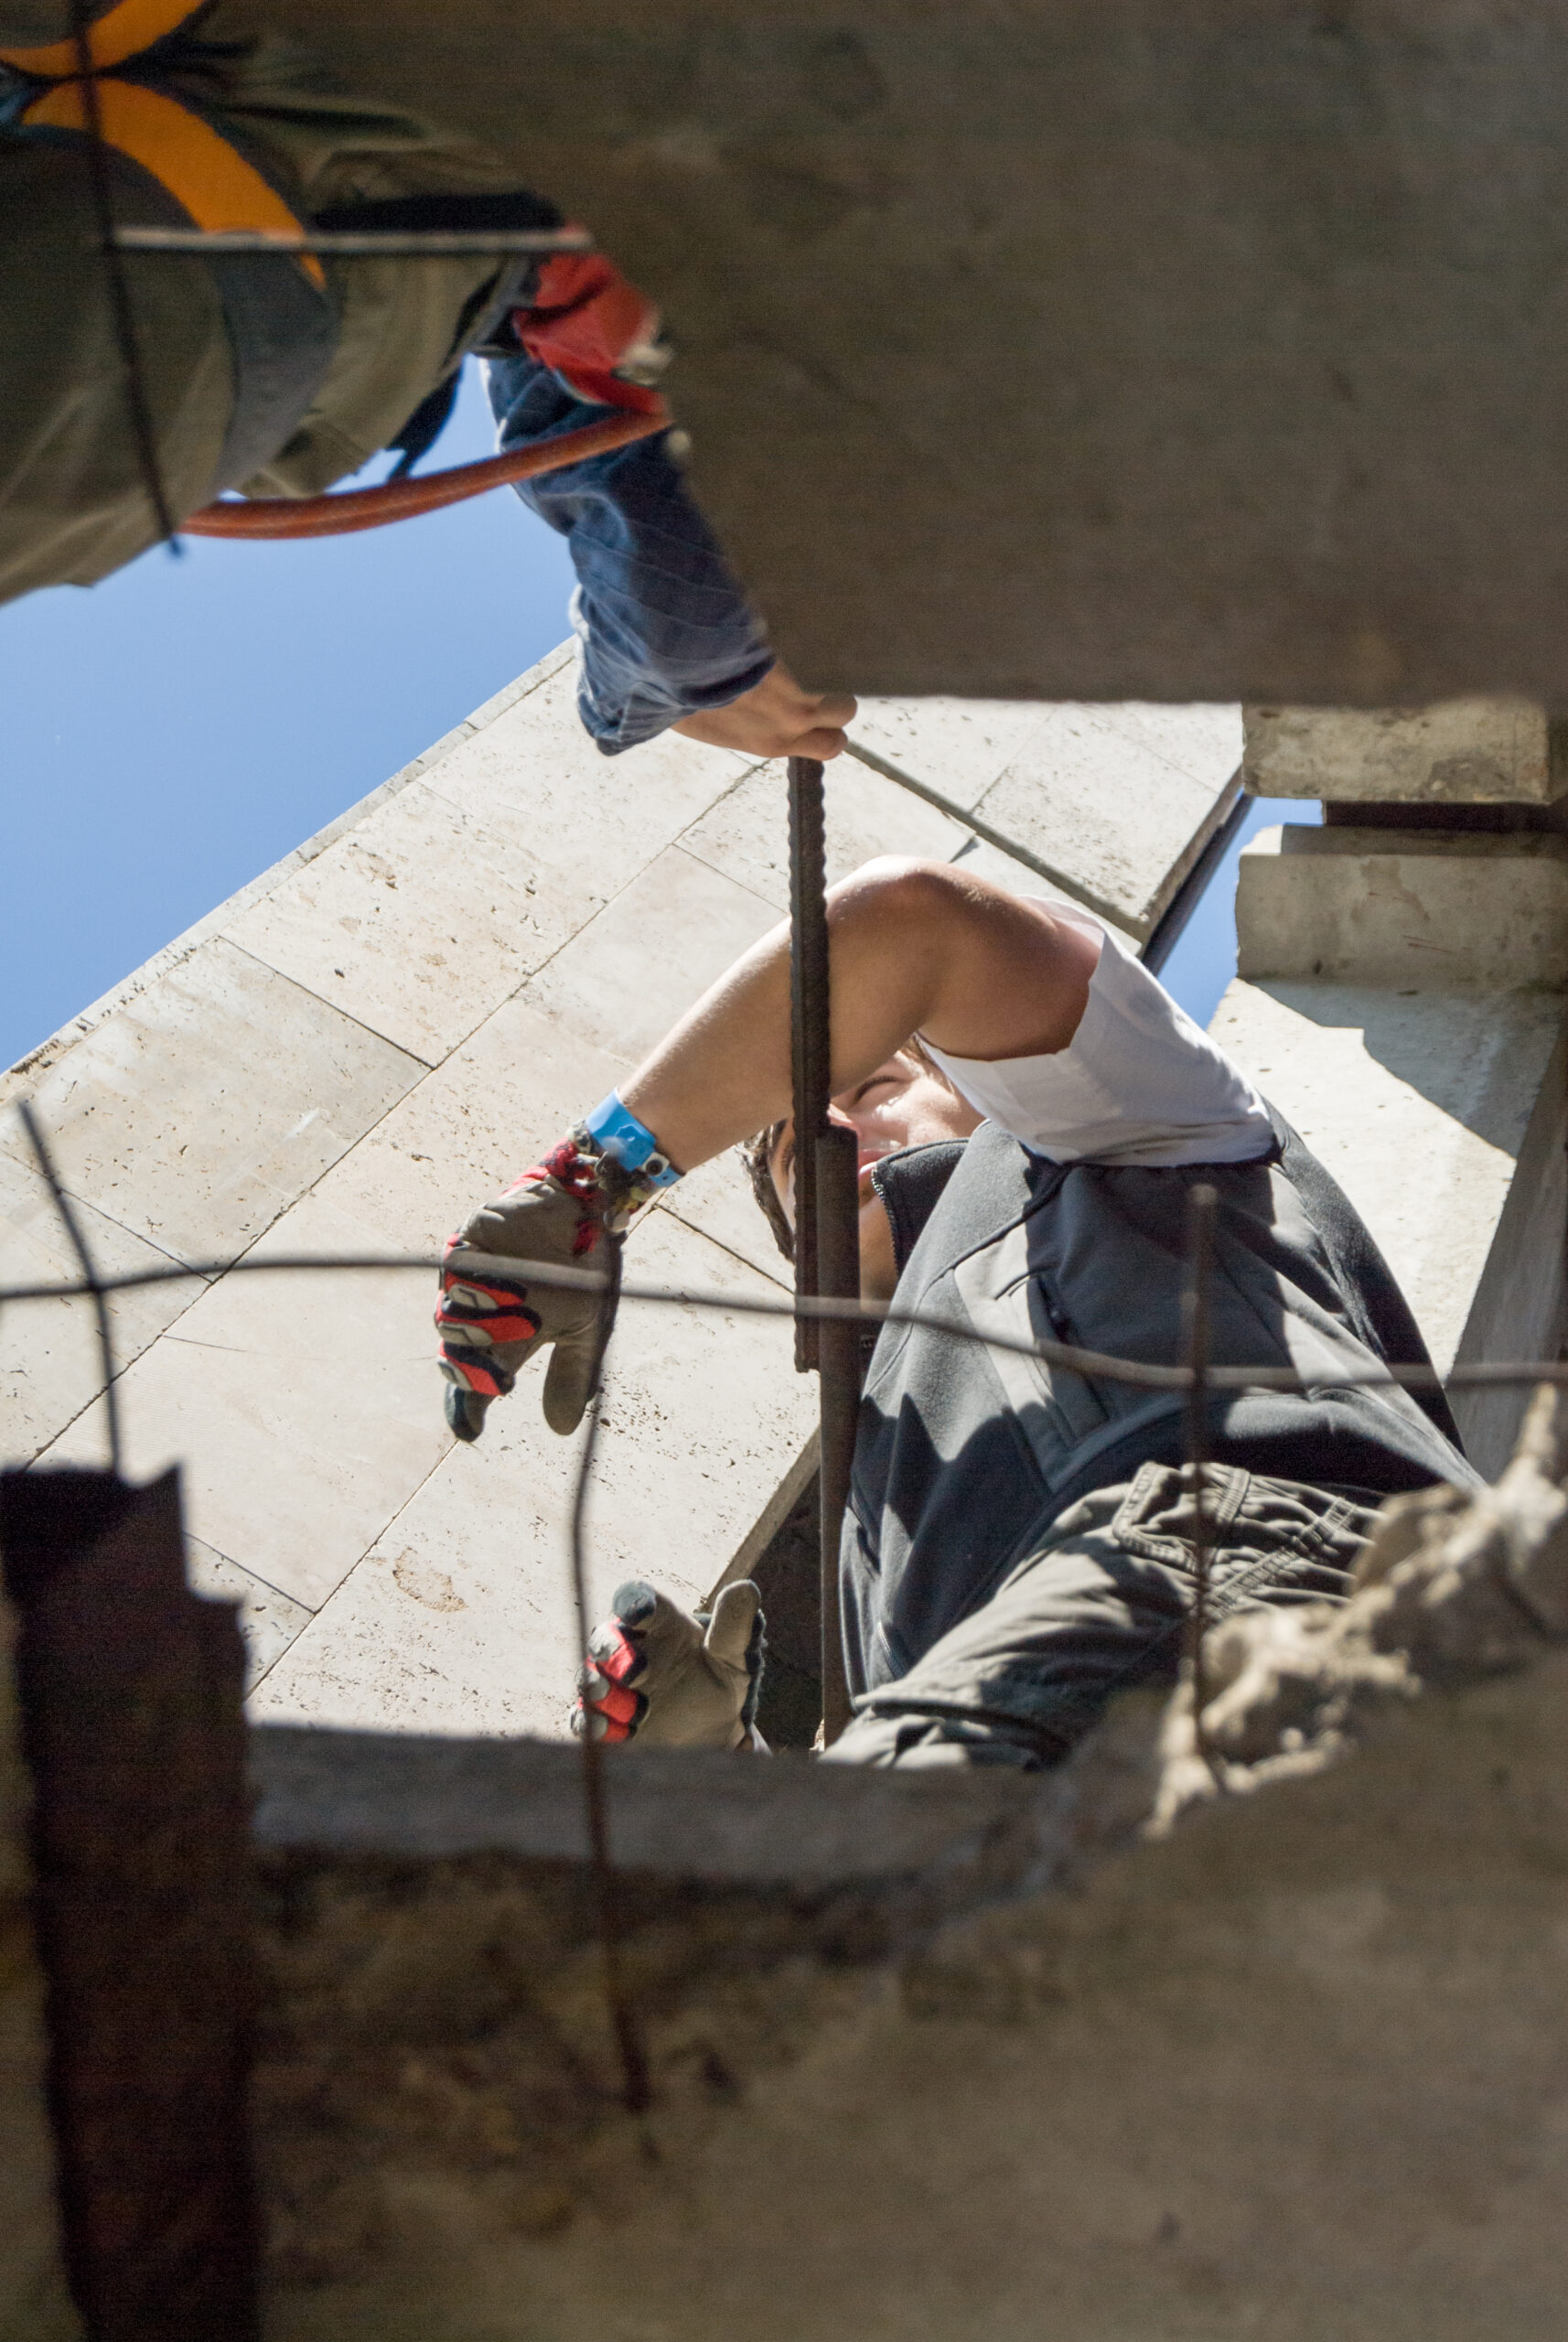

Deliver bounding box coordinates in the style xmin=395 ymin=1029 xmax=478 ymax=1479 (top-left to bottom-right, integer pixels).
xmin=230 ymin=1 xmax=1568 ymax=703
xmin=1243 ymin=700 xmax=1567 ymax=803
xmin=1236 ymin=827 xmax=1568 ymax=987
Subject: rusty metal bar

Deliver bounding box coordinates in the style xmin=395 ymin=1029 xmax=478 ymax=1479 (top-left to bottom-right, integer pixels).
xmin=109 ymin=226 xmax=591 ymax=258
xmin=787 ymin=756 xmax=856 ymax=1745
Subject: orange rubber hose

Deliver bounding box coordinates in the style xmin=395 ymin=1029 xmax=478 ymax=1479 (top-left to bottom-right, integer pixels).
xmin=181 ymin=408 xmax=667 ymax=540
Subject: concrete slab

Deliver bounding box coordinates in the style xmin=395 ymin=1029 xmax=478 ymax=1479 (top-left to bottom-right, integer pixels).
xmin=421 ymin=661 xmax=752 ymax=907
xmin=38 ymin=1181 xmax=449 ymax=1612
xmin=242 ymin=1 xmax=1568 ymax=704
xmin=0 ymin=1149 xmax=199 ymax=1466
xmin=974 ymin=703 xmax=1242 ymax=938
xmin=247 ymin=1209 xmax=814 ymax=1738
xmin=682 ymin=748 xmax=969 ymax=909
xmin=521 ymin=844 xmax=781 ymax=1068
xmin=1237 ymin=827 xmax=1568 ymax=987
xmin=1243 ymin=699 xmax=1562 ymax=803
xmin=845 ymin=700 xmax=1051 ymax=812
xmin=223 ymin=779 xmax=572 ymax=1071
xmin=0 ymin=937 xmax=424 ymax=1269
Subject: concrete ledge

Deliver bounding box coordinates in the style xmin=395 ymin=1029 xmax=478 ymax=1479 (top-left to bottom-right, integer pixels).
xmin=251 ymin=1723 xmax=1059 ymax=1901
xmin=1236 ymin=826 xmax=1568 ymax=985
xmin=1243 ymin=699 xmax=1562 ymax=802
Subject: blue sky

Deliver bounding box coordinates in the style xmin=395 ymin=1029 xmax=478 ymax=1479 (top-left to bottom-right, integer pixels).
xmin=0 ymin=360 xmax=1313 ymax=1070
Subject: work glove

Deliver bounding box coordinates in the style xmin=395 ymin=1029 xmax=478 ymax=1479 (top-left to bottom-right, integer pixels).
xmin=436 ymin=1128 xmax=650 ymax=1442
xmin=572 ymin=1580 xmax=766 ymax=1749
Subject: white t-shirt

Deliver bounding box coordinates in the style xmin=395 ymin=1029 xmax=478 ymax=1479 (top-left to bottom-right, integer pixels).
xmin=921 ymin=900 xmax=1273 ymax=1167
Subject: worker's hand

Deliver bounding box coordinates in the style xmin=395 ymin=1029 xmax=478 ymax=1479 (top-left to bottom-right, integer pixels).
xmin=436 ymin=1134 xmax=613 ymax=1442
xmin=672 ymin=662 xmax=857 ymax=761
xmin=573 ymin=1579 xmax=766 ymax=1749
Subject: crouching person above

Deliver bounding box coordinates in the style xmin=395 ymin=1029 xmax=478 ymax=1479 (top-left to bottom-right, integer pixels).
xmin=435 ymin=858 xmax=1480 ymax=1766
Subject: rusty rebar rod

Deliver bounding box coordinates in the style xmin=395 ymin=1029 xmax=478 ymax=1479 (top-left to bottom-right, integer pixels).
xmin=787 ymin=756 xmax=857 ymax=1746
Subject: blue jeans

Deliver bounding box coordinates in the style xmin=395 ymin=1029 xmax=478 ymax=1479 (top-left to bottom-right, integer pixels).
xmin=486 ymin=353 xmax=773 ymax=754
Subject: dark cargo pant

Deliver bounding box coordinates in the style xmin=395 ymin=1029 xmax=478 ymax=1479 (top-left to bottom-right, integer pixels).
xmin=826 ymin=1462 xmax=1380 ymax=1770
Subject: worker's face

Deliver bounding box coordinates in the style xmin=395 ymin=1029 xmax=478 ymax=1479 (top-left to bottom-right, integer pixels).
xmin=769 ymin=1050 xmax=983 ymax=1302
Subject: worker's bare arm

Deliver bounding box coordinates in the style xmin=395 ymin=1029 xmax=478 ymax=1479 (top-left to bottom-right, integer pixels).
xmin=622 ymin=858 xmax=1099 ymax=1173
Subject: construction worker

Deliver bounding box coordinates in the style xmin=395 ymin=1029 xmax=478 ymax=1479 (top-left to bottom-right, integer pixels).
xmin=0 ymin=1 xmax=853 ymax=761
xmin=435 ymin=857 xmax=1478 ymax=1764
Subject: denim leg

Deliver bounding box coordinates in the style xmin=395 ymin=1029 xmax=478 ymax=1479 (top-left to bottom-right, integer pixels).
xmin=826 ymin=1465 xmax=1379 ymax=1771
xmin=485 ymin=353 xmax=772 ymax=753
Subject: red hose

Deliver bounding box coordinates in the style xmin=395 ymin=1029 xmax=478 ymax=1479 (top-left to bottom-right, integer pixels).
xmin=180 ymin=408 xmax=667 ymax=540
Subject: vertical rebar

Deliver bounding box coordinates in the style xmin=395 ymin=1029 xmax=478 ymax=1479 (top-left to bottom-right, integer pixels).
xmin=787 ymin=758 xmax=828 ymax=1375
xmin=1182 ymin=1182 xmax=1218 ymax=1763
xmin=567 ymin=1235 xmax=652 ymax=2123
xmin=786 ymin=756 xmax=855 ymax=1745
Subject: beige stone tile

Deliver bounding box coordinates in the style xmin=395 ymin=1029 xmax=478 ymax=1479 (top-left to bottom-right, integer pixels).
xmin=297 ymin=990 xmax=788 ymax=1320
xmin=521 ymin=846 xmax=779 ymax=1068
xmin=223 ymin=779 xmax=574 ymax=1068
xmin=39 ymin=1182 xmax=449 ymax=1611
xmin=185 ymin=1538 xmax=314 ymax=1690
xmin=942 ymin=833 xmax=1121 ymax=919
xmin=654 ymin=1148 xmax=791 ymax=1287
xmin=247 ymin=1209 xmax=816 ymax=1737
xmin=975 ymin=706 xmax=1223 ymax=936
xmin=1092 ymin=702 xmax=1242 ymax=790
xmin=681 ymin=754 xmax=969 ymax=912
xmin=0 ymin=938 xmax=423 ymax=1268
xmin=0 ymin=1149 xmax=200 ymax=1465
xmin=847 ymin=699 xmax=1047 ymax=810
xmin=298 ymin=993 xmax=636 ymax=1260
xmin=423 ymin=658 xmax=750 ymax=908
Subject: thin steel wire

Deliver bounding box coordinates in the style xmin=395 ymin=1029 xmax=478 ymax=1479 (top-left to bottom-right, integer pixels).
xmin=15 ymin=1101 xmax=121 ymax=1477
xmin=68 ymin=0 xmax=180 ymax=552
xmin=2 ymin=1250 xmax=1563 ymax=1400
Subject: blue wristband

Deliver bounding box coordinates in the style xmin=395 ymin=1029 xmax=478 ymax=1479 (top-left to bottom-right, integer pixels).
xmin=583 ymin=1093 xmax=682 ymax=1187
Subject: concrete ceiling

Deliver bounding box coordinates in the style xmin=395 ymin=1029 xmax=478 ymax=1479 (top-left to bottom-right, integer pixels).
xmin=241 ymin=1 xmax=1568 ymax=705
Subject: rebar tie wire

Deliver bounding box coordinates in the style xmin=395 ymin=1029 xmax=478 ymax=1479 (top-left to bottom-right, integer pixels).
xmin=11 ymin=1107 xmax=1568 ymax=2121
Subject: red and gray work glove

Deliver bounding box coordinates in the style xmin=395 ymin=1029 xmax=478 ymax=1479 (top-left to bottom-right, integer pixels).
xmin=436 ymin=1123 xmax=666 ymax=1443
xmin=573 ymin=1580 xmax=766 ymax=1750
